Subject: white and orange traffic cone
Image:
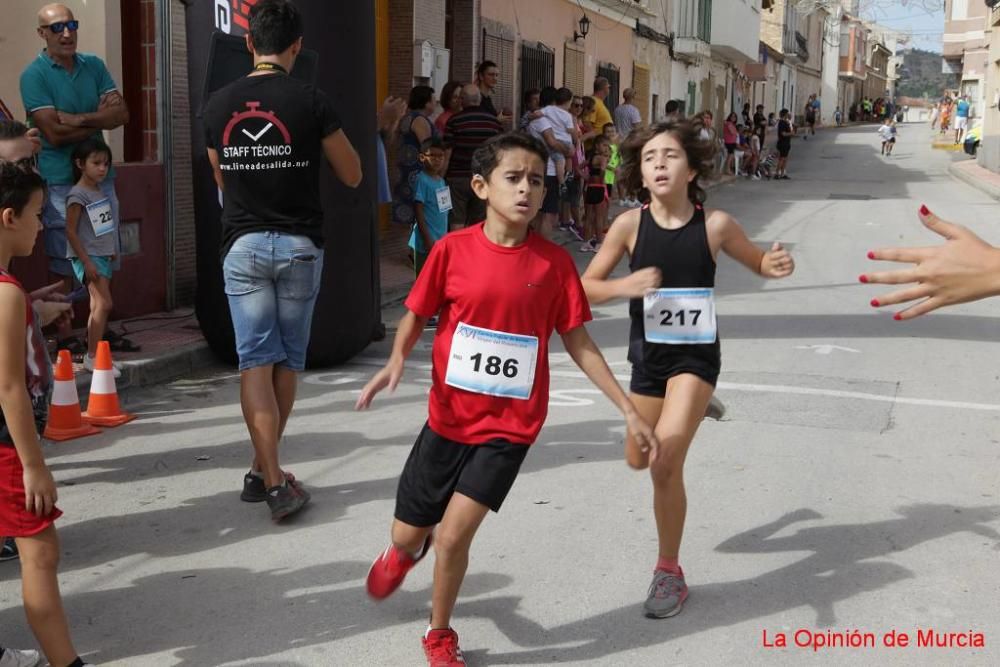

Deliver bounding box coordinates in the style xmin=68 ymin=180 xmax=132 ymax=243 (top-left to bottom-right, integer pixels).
xmin=43 ymin=350 xmax=102 ymax=441
xmin=83 ymin=341 xmax=136 ymax=427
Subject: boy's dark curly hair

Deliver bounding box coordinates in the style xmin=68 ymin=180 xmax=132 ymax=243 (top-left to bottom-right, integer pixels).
xmin=619 ymin=118 xmax=717 ymax=205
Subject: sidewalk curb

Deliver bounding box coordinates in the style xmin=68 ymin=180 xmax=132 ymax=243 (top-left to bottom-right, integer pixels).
xmin=75 ymin=340 xmax=215 ymax=396
xmin=949 ymin=160 xmax=1000 ymax=201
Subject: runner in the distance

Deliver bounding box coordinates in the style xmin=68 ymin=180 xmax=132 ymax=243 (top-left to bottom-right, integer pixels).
xmin=580 ymin=118 xmax=795 ymax=619
xmin=356 ymin=132 xmax=659 ymax=666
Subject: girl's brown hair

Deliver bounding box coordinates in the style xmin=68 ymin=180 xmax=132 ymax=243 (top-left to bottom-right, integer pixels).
xmin=619 ymin=118 xmax=716 ymax=205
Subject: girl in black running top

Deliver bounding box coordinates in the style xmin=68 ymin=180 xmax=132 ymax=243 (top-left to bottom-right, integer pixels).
xmin=581 ymin=119 xmax=795 ymax=619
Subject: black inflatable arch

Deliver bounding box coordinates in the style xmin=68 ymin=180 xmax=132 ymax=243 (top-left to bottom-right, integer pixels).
xmin=185 ymin=0 xmax=378 ymax=367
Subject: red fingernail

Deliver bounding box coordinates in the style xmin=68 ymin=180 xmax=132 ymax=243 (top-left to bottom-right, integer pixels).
xmin=919 ymin=204 xmax=930 ymax=216
xmin=867 ymin=251 xmax=876 ymax=260
xmin=870 ymin=299 xmax=879 ymax=307
xmin=893 ymin=313 xmax=902 ymax=321
xmin=858 ymin=275 xmax=869 ymax=283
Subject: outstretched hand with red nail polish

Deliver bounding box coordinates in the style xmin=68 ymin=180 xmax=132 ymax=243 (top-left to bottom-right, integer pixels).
xmin=862 ymin=206 xmax=1000 ymax=320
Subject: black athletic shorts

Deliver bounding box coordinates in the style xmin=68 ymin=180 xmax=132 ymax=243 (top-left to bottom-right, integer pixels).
xmin=541 ymin=176 xmax=560 ymax=214
xmin=394 ymin=423 xmax=530 ymax=527
xmin=629 ymin=361 xmax=720 ymax=397
xmin=585 ymin=184 xmax=606 ymax=206
xmin=777 ymin=143 xmax=791 ymax=158
xmin=564 ymin=173 xmax=581 ymax=203
xmin=725 ymin=142 xmax=737 ymax=154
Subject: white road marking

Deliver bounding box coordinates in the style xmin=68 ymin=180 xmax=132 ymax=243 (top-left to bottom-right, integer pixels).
xmin=346 ymin=357 xmax=1000 ymax=412
xmin=795 ymin=344 xmax=861 ymax=355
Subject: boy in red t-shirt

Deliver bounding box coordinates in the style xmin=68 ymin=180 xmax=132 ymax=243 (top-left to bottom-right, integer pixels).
xmin=356 ymin=133 xmax=659 ymax=666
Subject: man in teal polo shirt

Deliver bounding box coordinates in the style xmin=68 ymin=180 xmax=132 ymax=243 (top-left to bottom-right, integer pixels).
xmin=19 ymin=2 xmax=128 ymax=337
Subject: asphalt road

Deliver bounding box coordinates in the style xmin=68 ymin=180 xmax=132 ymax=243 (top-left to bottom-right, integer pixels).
xmin=2 ymin=124 xmax=998 ymax=666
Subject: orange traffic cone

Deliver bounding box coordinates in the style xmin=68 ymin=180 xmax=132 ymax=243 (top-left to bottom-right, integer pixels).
xmin=43 ymin=350 xmax=102 ymax=441
xmin=83 ymin=341 xmax=136 ymax=427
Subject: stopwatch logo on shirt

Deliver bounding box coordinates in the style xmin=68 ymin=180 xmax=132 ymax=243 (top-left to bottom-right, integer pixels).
xmin=219 ymin=102 xmax=299 ymax=169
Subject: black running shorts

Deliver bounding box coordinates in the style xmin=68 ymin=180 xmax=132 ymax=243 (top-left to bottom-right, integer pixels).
xmin=394 ymin=423 xmax=530 ymax=527
xmin=629 ymin=361 xmax=719 ymax=398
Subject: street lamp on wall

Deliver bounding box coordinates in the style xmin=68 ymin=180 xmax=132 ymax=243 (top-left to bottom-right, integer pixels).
xmin=574 ymin=14 xmax=591 ymax=42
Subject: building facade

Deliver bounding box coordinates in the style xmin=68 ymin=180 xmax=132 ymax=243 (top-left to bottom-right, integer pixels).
xmin=978 ymin=2 xmax=1000 ymax=172
xmin=944 ymin=0 xmax=989 ymax=118
xmin=838 ymin=12 xmax=867 ymax=115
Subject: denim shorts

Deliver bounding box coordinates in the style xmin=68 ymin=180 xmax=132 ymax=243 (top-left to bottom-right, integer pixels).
xmin=222 ymin=231 xmax=324 ymax=372
xmin=43 ymin=181 xmax=121 ymax=278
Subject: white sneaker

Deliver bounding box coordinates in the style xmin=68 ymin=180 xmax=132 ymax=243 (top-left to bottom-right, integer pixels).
xmin=0 ymin=648 xmax=41 ymax=667
xmin=83 ymin=354 xmax=122 ymax=379
xmin=579 ymin=242 xmax=595 ymax=253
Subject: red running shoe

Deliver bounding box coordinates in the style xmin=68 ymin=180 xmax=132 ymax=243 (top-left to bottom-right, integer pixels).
xmin=366 ymin=534 xmax=432 ymax=599
xmin=422 ymin=627 xmax=466 ymax=666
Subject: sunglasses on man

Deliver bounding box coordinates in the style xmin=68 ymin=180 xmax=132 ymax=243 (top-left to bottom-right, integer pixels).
xmin=41 ymin=20 xmax=80 ymax=34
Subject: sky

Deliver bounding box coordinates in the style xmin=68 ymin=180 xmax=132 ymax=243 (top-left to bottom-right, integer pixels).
xmin=857 ymin=0 xmax=945 ymax=52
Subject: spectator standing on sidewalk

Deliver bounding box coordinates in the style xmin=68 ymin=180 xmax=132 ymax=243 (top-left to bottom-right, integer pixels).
xmin=753 ymin=104 xmax=767 ymax=147
xmin=954 ymin=94 xmax=970 ymax=145
xmin=775 ymin=108 xmax=793 ymax=179
xmin=392 ymin=85 xmax=438 ymax=229
xmin=804 ymin=95 xmax=816 ymax=139
xmin=475 ymin=60 xmax=511 ymax=125
xmin=614 ymin=88 xmax=643 ymax=139
xmin=19 ymin=2 xmax=129 ymax=356
xmin=203 ymin=0 xmax=362 ymax=521
xmin=584 ymin=77 xmax=613 ymax=149
xmin=518 ymin=88 xmax=541 ymax=131
xmin=433 ymin=81 xmax=462 ymax=136
xmin=443 ymin=84 xmax=503 ymax=229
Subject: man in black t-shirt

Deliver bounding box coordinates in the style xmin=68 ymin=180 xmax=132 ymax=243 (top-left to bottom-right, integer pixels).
xmin=775 ymin=108 xmax=793 ymax=180
xmin=753 ymin=104 xmax=767 ymax=146
xmin=203 ymin=0 xmax=362 ymax=522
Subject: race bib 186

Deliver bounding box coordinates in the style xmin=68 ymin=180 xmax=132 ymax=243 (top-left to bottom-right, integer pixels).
xmin=445 ymin=322 xmax=538 ymax=400
xmin=643 ymin=288 xmax=717 ymax=344
xmin=85 ymin=198 xmax=115 ymax=237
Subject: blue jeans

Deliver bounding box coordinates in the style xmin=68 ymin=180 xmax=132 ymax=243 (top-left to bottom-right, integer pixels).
xmin=42 ymin=180 xmax=121 ymax=278
xmin=222 ymin=232 xmax=324 ymax=372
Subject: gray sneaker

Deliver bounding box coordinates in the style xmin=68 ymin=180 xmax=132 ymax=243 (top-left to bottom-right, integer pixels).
xmin=266 ymin=482 xmax=310 ymax=522
xmin=644 ymin=570 xmax=689 ymax=618
xmin=705 ymin=395 xmax=726 ymax=420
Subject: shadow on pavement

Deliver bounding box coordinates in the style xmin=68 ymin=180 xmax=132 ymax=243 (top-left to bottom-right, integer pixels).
xmin=455 ymin=503 xmax=1000 ymax=664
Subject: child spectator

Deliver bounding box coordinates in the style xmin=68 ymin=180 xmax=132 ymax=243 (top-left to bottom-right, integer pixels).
xmin=64 ymin=138 xmax=121 ymax=377
xmin=748 ymin=125 xmax=762 ymax=180
xmin=408 ymin=138 xmax=451 ymax=276
xmin=604 ymin=123 xmax=622 ymax=216
xmin=582 ymin=135 xmax=611 ymax=253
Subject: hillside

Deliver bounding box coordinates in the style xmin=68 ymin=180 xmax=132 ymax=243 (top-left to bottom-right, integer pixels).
xmin=896 ymin=48 xmax=959 ymax=98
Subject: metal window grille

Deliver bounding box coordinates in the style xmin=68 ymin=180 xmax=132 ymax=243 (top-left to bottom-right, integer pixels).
xmin=482 ymin=29 xmax=515 ymax=115
xmin=520 ymin=41 xmax=555 ymax=104
xmin=598 ymin=62 xmax=620 ymax=115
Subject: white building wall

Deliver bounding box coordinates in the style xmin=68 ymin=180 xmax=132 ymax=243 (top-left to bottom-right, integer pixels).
xmin=711 ymin=0 xmax=762 ymax=62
